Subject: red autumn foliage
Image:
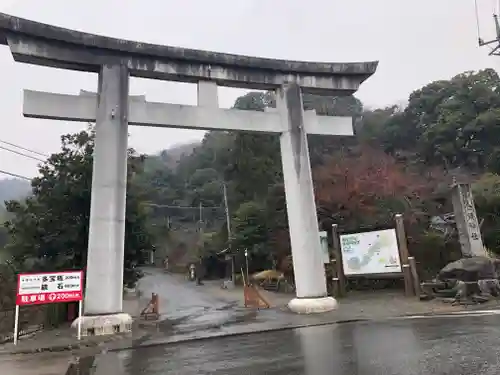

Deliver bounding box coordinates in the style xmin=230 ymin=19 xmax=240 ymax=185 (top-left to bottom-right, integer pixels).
xmin=313 ymin=146 xmax=440 ymax=230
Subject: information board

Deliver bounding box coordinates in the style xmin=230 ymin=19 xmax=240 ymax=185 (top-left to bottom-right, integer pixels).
xmin=339 ymin=229 xmax=402 ymax=275
xmin=16 ymin=271 xmax=83 ymax=306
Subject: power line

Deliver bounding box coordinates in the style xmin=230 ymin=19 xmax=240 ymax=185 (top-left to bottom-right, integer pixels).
xmin=0 ymin=139 xmax=48 ymax=157
xmin=144 ymin=202 xmax=223 ymax=210
xmin=0 ymin=169 xmax=31 ymax=181
xmin=475 ymin=0 xmax=482 ymax=41
xmin=0 ymin=145 xmax=45 ymax=162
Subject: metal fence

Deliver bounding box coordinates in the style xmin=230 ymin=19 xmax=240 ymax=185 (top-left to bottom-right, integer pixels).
xmin=0 ymin=303 xmax=67 ymax=343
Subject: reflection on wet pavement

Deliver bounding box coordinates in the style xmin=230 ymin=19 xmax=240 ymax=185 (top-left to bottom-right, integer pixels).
xmin=81 ymin=315 xmax=500 ymax=375
xmin=169 ymin=307 xmax=258 ymax=333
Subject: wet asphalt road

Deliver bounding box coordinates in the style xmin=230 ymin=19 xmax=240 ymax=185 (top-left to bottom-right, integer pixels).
xmin=137 ymin=269 xmax=245 ymax=334
xmin=76 ymin=314 xmax=500 ymax=375
xmin=138 ymin=268 xmax=235 ymax=318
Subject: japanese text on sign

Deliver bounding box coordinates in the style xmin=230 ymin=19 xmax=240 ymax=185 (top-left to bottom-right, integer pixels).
xmin=16 ymin=271 xmax=83 ymax=306
xmin=461 ymin=188 xmax=482 ymax=243
xmin=340 ymin=229 xmax=402 ymax=276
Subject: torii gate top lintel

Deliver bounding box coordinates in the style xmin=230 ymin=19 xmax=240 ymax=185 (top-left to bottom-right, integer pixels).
xmin=0 ymin=12 xmax=377 ymax=95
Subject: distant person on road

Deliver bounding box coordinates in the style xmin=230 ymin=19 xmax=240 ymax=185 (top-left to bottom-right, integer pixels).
xmin=195 ymin=257 xmax=205 ymax=285
xmin=189 ymin=263 xmax=196 ymax=281
xmin=163 ymin=257 xmax=169 ymax=272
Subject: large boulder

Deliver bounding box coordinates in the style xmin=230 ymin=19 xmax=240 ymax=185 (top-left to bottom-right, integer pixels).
xmin=438 ymin=256 xmax=500 ymax=282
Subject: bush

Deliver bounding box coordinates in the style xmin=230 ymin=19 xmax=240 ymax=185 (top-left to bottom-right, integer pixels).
xmin=409 ymin=231 xmax=461 ymax=280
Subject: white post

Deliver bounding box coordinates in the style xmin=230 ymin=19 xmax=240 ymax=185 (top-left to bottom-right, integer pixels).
xmin=245 ymin=249 xmax=249 ymax=283
xmin=77 ymin=301 xmax=83 ymax=340
xmin=13 ymin=305 xmax=19 ymax=345
xmin=276 ymin=82 xmax=338 ymax=314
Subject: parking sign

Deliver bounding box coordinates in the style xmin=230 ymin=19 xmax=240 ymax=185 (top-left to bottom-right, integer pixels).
xmin=16 ymin=271 xmax=84 ymax=306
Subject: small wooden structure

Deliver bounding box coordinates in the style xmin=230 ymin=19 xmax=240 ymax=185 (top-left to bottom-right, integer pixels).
xmin=140 ymin=293 xmax=159 ymax=320
xmin=244 ymin=285 xmax=270 ymax=309
xmin=241 ymin=268 xmax=270 ymax=309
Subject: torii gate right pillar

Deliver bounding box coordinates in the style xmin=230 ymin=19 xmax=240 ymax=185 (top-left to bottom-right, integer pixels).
xmin=277 ymin=83 xmax=335 ymax=313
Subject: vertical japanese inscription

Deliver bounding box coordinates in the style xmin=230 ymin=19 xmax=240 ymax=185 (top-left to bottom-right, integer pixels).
xmin=461 ymin=186 xmax=481 ymax=242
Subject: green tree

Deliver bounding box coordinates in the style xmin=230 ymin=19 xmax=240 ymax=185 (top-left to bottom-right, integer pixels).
xmin=382 ymin=69 xmax=500 ymax=172
xmin=232 ymin=201 xmax=268 ymax=252
xmin=473 ymin=173 xmax=500 ymax=255
xmin=4 ymin=128 xmax=153 ymax=285
xmin=231 ymin=200 xmax=272 ymax=270
xmin=0 ymin=206 xmax=8 ymax=250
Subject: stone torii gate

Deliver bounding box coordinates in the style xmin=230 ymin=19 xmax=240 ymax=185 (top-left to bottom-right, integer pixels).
xmin=0 ymin=13 xmax=377 ymax=334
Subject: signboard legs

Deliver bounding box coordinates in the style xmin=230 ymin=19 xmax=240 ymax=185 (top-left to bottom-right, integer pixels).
xmin=77 ymin=300 xmax=83 ymax=340
xmin=13 ymin=300 xmax=83 ymax=345
xmin=13 ymin=305 xmax=19 ymax=345
xmin=408 ymin=256 xmax=421 ymax=297
xmin=331 ymin=224 xmax=346 ymax=297
xmin=394 ymin=214 xmax=414 ymax=297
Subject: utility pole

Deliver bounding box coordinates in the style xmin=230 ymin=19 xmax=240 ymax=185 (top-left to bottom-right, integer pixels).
xmin=476 ymin=1 xmax=500 ymax=55
xmin=199 ymin=201 xmax=204 ymax=256
xmin=223 ymin=183 xmax=231 ymax=242
xmin=223 ymin=182 xmax=236 ymax=286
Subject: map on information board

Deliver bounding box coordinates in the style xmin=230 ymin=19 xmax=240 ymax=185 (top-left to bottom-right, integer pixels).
xmin=339 ymin=229 xmax=402 ymax=275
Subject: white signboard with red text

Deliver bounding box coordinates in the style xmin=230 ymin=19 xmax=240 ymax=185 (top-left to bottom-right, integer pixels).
xmin=16 ymin=271 xmax=83 ymax=306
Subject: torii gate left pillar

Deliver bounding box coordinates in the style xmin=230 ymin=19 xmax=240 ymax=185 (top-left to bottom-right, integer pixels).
xmin=85 ymin=64 xmax=130 ymax=332
xmin=0 ymin=12 xmax=378 ymax=335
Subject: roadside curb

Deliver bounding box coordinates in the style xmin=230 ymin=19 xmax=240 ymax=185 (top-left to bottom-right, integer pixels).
xmin=0 ymin=333 xmax=139 ymax=356
xmin=105 ymin=318 xmax=370 ymax=353
xmin=2 ymin=307 xmax=500 ymax=356
xmin=0 ymin=317 xmax=366 ymax=356
xmin=106 ymin=308 xmax=500 ymax=352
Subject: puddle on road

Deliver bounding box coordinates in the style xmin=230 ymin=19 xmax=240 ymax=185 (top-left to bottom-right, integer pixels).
xmin=221 ymin=310 xmax=258 ymax=325
xmin=65 ymin=356 xmax=96 ymax=375
xmin=170 ymin=308 xmax=260 ymax=335
xmin=214 ymin=301 xmax=239 ymax=311
xmin=66 ymin=352 xmax=133 ymax=375
xmin=135 ymin=305 xmax=257 ymax=337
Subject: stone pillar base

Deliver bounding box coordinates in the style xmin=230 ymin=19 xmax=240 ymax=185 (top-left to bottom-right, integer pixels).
xmin=71 ymin=313 xmax=132 ymax=337
xmin=288 ymin=297 xmax=338 ymax=314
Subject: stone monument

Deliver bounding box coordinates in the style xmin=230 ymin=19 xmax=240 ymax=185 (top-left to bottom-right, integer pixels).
xmin=451 ymin=180 xmax=487 ymax=257
xmin=0 ymin=13 xmax=378 ymax=334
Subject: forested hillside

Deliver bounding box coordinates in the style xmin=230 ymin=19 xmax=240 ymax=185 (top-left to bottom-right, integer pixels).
xmin=0 ymin=178 xmax=30 ymax=205
xmin=0 ymin=178 xmax=30 ymax=250
xmin=3 ymin=68 xmax=500 ymax=282
xmin=139 ymin=68 xmax=500 ymax=276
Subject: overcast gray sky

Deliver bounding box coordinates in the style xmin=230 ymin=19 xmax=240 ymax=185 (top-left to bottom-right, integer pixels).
xmin=0 ymin=0 xmax=499 ymax=178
